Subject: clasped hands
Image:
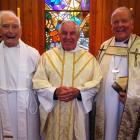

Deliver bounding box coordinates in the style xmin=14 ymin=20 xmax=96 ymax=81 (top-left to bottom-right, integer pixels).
xmin=54 ymin=86 xmax=80 ymax=102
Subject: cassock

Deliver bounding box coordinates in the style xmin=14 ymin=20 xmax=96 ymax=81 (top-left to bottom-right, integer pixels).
xmin=0 ymin=40 xmax=40 ymax=140
xmin=33 ymin=46 xmax=102 ymax=140
xmin=95 ymin=34 xmax=140 ymax=140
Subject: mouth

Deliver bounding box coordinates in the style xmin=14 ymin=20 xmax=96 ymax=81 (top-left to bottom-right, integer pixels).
xmin=116 ymin=28 xmax=126 ymax=33
xmin=6 ymin=34 xmax=17 ymax=39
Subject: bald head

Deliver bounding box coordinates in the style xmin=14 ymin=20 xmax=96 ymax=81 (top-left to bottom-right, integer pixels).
xmin=0 ymin=10 xmax=21 ymax=27
xmin=111 ymin=7 xmax=133 ymax=24
xmin=111 ymin=7 xmax=134 ymax=41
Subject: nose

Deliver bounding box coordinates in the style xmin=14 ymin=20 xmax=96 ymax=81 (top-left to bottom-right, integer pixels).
xmin=66 ymin=33 xmax=71 ymax=39
xmin=118 ymin=21 xmax=123 ymax=27
xmin=8 ymin=25 xmax=14 ymax=32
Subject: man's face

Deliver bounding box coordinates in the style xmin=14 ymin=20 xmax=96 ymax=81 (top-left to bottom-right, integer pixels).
xmin=1 ymin=15 xmax=21 ymax=47
xmin=111 ymin=10 xmax=133 ymax=41
xmin=59 ymin=22 xmax=80 ymax=51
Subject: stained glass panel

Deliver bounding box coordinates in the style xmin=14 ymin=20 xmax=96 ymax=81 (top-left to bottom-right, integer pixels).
xmin=45 ymin=0 xmax=90 ymax=49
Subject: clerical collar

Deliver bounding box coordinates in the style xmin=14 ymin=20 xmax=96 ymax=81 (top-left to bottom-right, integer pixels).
xmin=115 ymin=38 xmax=129 ymax=47
xmin=61 ymin=44 xmax=81 ymax=52
xmin=115 ymin=38 xmax=129 ymax=44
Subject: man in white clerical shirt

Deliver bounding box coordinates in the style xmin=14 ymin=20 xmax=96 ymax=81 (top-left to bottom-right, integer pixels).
xmin=0 ymin=11 xmax=41 ymax=140
xmin=95 ymin=7 xmax=140 ymax=140
xmin=32 ymin=20 xmax=102 ymax=140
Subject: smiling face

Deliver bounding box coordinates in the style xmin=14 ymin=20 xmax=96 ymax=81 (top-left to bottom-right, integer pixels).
xmin=0 ymin=14 xmax=21 ymax=47
xmin=59 ymin=21 xmax=80 ymax=51
xmin=111 ymin=8 xmax=134 ymax=41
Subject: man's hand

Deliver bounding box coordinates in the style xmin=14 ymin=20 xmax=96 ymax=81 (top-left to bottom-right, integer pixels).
xmin=119 ymin=91 xmax=127 ymax=104
xmin=54 ymin=86 xmax=80 ymax=102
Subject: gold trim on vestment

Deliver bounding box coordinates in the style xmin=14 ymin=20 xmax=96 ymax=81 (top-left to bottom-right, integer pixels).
xmin=53 ymin=48 xmax=63 ymax=62
xmin=74 ymin=51 xmax=86 ymax=63
xmin=105 ymin=46 xmax=128 ymax=56
xmin=72 ymin=53 xmax=75 ymax=87
xmin=45 ymin=53 xmax=62 ymax=80
xmin=58 ymin=101 xmax=61 ymax=140
xmin=74 ymin=56 xmax=93 ymax=80
xmin=61 ymin=51 xmax=65 ymax=85
xmin=68 ymin=101 xmax=73 ymax=140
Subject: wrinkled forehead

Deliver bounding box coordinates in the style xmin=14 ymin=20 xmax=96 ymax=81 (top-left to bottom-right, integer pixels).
xmin=1 ymin=15 xmax=20 ymax=25
xmin=61 ymin=22 xmax=77 ymax=31
xmin=111 ymin=9 xmax=131 ymax=21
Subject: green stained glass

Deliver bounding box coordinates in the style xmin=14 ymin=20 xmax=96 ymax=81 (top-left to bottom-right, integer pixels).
xmin=45 ymin=0 xmax=90 ymax=50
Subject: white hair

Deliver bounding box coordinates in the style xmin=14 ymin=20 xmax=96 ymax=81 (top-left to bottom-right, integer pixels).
xmin=0 ymin=10 xmax=21 ymax=27
xmin=59 ymin=20 xmax=80 ymax=34
xmin=111 ymin=7 xmax=133 ymax=25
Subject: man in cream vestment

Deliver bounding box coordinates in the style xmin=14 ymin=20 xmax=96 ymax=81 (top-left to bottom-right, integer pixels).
xmin=95 ymin=7 xmax=140 ymax=140
xmin=0 ymin=11 xmax=40 ymax=140
xmin=33 ymin=21 xmax=102 ymax=140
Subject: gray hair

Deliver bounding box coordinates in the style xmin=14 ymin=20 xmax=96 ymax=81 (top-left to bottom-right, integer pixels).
xmin=59 ymin=20 xmax=80 ymax=34
xmin=111 ymin=7 xmax=133 ymax=24
xmin=0 ymin=10 xmax=21 ymax=27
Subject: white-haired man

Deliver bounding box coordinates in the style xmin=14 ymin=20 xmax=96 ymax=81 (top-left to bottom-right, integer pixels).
xmin=0 ymin=11 xmax=40 ymax=140
xmin=95 ymin=7 xmax=140 ymax=140
xmin=33 ymin=20 xmax=102 ymax=140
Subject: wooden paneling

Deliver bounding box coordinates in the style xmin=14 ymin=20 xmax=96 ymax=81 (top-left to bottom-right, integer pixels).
xmin=0 ymin=0 xmax=45 ymax=54
xmin=0 ymin=0 xmax=140 ymax=55
xmin=18 ymin=0 xmax=45 ymax=54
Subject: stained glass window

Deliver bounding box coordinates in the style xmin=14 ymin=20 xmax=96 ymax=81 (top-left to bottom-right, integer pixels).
xmin=45 ymin=0 xmax=90 ymax=50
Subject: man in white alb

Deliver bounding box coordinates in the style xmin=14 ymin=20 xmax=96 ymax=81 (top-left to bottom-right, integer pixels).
xmin=0 ymin=11 xmax=40 ymax=140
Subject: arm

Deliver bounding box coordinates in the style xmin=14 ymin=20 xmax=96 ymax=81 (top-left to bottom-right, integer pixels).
xmin=78 ymin=57 xmax=102 ymax=113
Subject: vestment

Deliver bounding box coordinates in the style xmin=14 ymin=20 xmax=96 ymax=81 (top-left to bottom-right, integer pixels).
xmin=0 ymin=40 xmax=40 ymax=140
xmin=33 ymin=46 xmax=102 ymax=140
xmin=95 ymin=34 xmax=140 ymax=140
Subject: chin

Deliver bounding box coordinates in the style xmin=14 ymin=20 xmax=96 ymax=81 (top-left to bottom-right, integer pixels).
xmin=5 ymin=41 xmax=18 ymax=47
xmin=116 ymin=35 xmax=128 ymax=41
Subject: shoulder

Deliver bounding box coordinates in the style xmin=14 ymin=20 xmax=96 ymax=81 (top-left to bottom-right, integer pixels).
xmin=129 ymin=34 xmax=140 ymax=52
xmin=26 ymin=45 xmax=40 ymax=58
xmin=41 ymin=47 xmax=60 ymax=59
xmin=101 ymin=37 xmax=114 ymax=47
xmin=43 ymin=47 xmax=59 ymax=55
xmin=20 ymin=40 xmax=40 ymax=60
xmin=79 ymin=47 xmax=96 ymax=59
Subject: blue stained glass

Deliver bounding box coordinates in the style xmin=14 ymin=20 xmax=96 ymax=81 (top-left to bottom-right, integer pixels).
xmin=45 ymin=0 xmax=90 ymax=50
xmin=70 ymin=17 xmax=81 ymax=25
xmin=56 ymin=23 xmax=61 ymax=30
xmin=55 ymin=0 xmax=61 ymax=5
xmin=45 ymin=0 xmax=66 ymax=10
xmin=51 ymin=0 xmax=55 ymax=3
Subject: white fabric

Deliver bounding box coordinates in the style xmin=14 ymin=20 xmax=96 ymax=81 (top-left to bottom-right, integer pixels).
xmin=37 ymin=87 xmax=94 ymax=140
xmin=104 ymin=42 xmax=128 ymax=140
xmin=37 ymin=87 xmax=97 ymax=114
xmin=33 ymin=46 xmax=102 ymax=140
xmin=0 ymin=40 xmax=40 ymax=140
xmin=37 ymin=88 xmax=56 ymax=113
